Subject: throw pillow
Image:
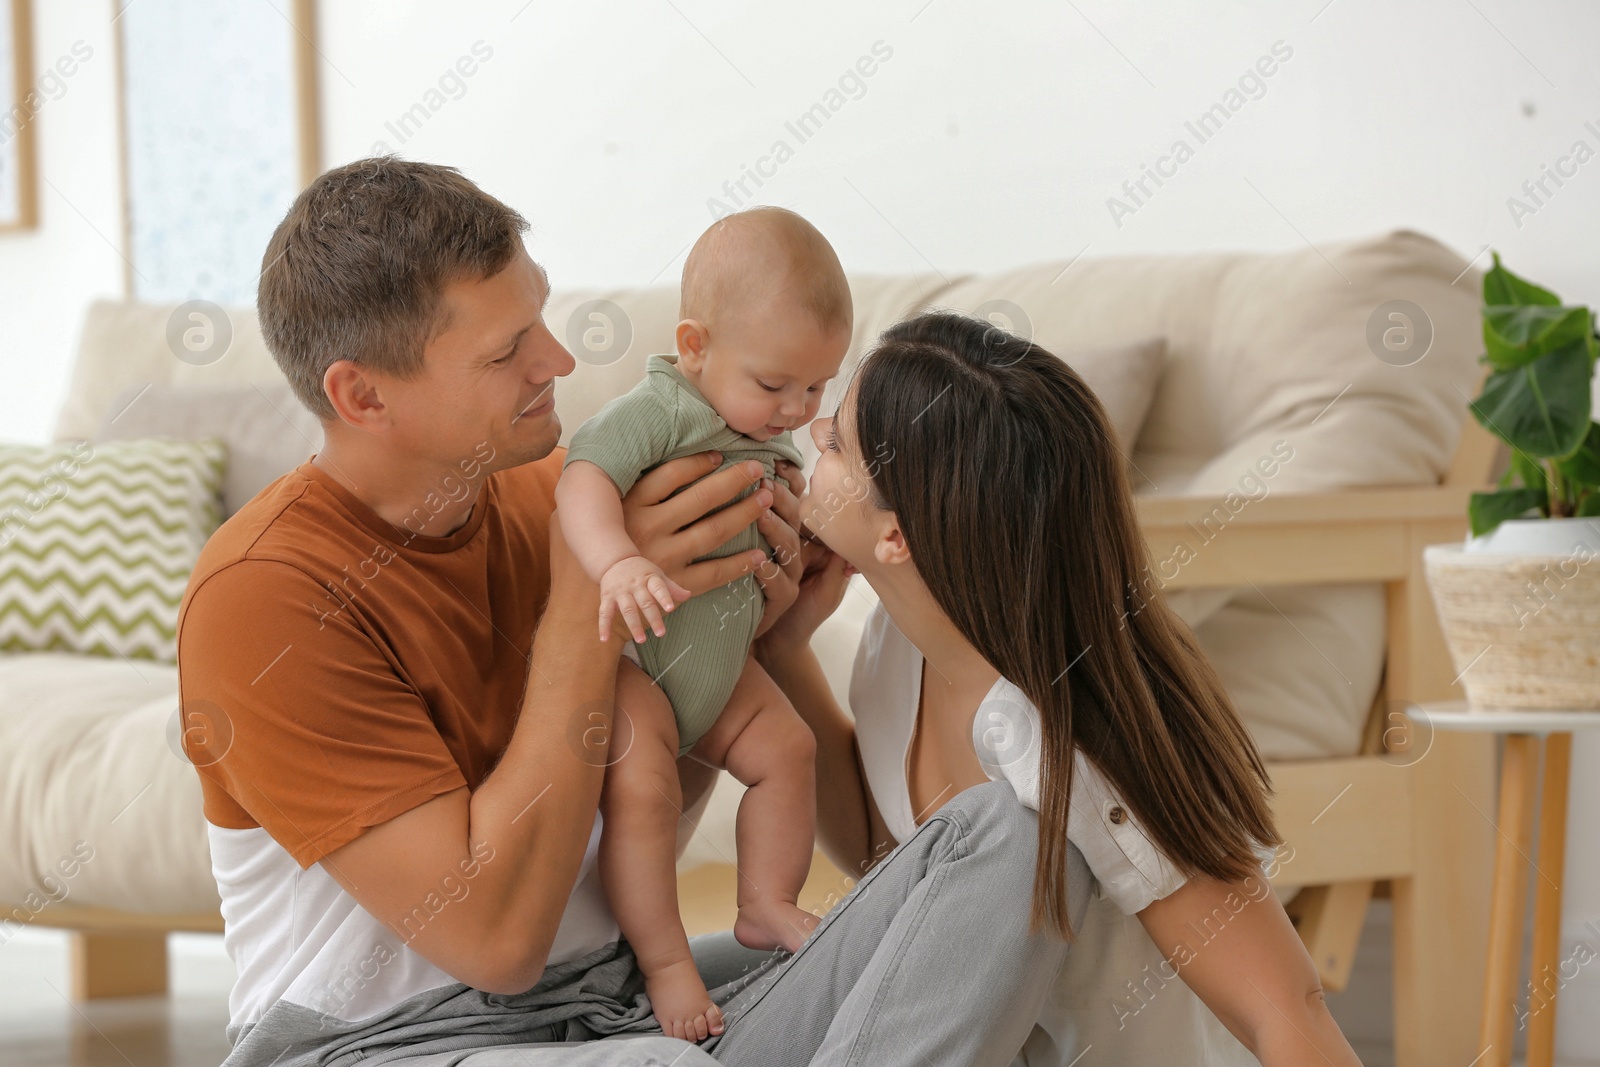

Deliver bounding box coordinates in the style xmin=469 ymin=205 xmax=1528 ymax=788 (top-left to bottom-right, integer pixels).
xmin=0 ymin=438 xmax=227 ymax=662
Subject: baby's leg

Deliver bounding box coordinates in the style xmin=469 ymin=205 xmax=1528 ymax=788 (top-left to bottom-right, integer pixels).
xmin=688 ymin=656 xmax=819 ymax=954
xmin=600 ymin=658 xmax=724 ymax=1043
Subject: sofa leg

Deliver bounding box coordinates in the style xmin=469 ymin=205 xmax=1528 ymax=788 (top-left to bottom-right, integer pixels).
xmin=69 ymin=931 xmax=169 ymax=999
xmin=1390 ymin=729 xmax=1496 ymax=1067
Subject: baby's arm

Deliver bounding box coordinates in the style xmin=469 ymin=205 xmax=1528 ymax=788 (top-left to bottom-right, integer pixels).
xmin=556 ymin=460 xmax=691 ymax=642
xmin=1136 ymin=875 xmax=1361 ymax=1066
xmin=556 ymin=460 xmax=644 ymax=582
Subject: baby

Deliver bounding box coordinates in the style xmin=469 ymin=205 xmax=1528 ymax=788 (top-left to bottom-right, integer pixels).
xmin=555 ymin=207 xmax=851 ymax=1041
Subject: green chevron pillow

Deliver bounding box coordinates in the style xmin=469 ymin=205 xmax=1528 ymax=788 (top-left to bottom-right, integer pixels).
xmin=0 ymin=438 xmax=226 ymax=662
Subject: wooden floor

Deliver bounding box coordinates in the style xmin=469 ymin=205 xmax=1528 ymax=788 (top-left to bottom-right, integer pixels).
xmin=0 ymin=929 xmax=235 ymax=1067
xmin=678 ymin=850 xmax=854 ymax=937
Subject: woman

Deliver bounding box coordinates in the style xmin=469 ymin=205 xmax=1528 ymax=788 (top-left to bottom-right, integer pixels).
xmin=711 ymin=311 xmax=1361 ymax=1065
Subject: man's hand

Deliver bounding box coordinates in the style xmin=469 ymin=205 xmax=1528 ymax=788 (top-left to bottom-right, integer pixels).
xmin=621 ymin=452 xmax=788 ymax=593
xmin=599 ymin=554 xmax=692 ymax=643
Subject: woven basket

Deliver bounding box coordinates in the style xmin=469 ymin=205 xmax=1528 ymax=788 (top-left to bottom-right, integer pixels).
xmin=1424 ymin=543 xmax=1600 ymax=710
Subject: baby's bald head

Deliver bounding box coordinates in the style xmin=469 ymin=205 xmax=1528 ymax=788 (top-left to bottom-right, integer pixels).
xmin=680 ymin=207 xmax=851 ymax=337
xmin=673 ymin=208 xmax=851 ymax=442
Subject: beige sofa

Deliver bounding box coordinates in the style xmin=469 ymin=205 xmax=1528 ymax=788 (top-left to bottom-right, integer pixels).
xmin=2 ymin=230 xmax=1498 ymax=1066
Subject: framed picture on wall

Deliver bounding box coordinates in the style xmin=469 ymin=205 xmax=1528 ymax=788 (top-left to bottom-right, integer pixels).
xmin=0 ymin=0 xmax=40 ymax=232
xmin=114 ymin=0 xmax=320 ymax=301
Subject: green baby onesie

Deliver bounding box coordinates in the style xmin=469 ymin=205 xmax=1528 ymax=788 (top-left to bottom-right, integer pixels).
xmin=563 ymin=353 xmax=804 ymax=755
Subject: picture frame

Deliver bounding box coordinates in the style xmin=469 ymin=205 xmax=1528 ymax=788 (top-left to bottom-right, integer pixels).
xmin=0 ymin=0 xmax=39 ymax=232
xmin=113 ymin=0 xmax=320 ymax=300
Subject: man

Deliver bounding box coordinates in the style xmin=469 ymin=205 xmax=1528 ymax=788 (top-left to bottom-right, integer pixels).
xmin=179 ymin=158 xmax=1060 ymax=1067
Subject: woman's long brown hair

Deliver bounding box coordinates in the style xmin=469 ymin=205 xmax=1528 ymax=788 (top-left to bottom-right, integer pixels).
xmin=853 ymin=311 xmax=1280 ymax=939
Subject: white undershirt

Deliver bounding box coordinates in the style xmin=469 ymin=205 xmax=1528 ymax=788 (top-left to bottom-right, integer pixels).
xmin=210 ymin=814 xmax=617 ymax=1042
xmin=849 ymin=606 xmax=1254 ymax=1065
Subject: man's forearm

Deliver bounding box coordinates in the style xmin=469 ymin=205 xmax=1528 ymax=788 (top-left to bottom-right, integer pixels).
xmin=464 ymin=579 xmax=620 ymax=985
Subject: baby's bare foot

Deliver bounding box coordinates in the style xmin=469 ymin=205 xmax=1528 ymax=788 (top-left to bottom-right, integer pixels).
xmin=644 ymin=957 xmax=724 ymax=1043
xmin=734 ymin=898 xmax=819 ymax=954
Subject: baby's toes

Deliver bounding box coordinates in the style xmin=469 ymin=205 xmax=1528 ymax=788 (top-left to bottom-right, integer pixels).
xmin=707 ymin=1002 xmax=725 ymax=1035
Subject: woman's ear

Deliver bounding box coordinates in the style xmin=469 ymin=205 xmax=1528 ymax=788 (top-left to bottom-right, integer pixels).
xmin=873 ymin=515 xmax=912 ymax=567
xmin=676 ymin=319 xmax=710 ymax=370
xmin=322 ymin=360 xmax=393 ymax=432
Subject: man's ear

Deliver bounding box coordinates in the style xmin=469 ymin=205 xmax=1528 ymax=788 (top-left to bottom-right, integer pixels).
xmin=675 ymin=319 xmax=710 ymax=370
xmin=322 ymin=360 xmax=392 ymax=432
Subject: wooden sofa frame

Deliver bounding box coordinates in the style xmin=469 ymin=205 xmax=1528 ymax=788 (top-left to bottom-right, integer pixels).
xmin=6 ymin=417 xmax=1500 ymax=1067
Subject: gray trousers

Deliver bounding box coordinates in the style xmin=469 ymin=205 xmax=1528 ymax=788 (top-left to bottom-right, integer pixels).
xmin=380 ymin=780 xmax=1091 ymax=1066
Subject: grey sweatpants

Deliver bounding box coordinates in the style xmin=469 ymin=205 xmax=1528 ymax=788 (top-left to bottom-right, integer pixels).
xmin=370 ymin=780 xmax=1092 ymax=1067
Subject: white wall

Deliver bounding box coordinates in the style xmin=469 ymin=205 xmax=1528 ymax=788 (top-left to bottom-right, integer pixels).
xmin=317 ymin=0 xmax=1600 ymax=296
xmin=2 ymin=0 xmax=1600 ymax=1057
xmin=0 ymin=0 xmax=122 ymax=444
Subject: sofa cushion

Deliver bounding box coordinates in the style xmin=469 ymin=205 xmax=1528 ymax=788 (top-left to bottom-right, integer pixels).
xmin=930 ymin=230 xmax=1482 ymax=496
xmin=1190 ymin=584 xmax=1385 ymax=759
xmin=93 ymin=382 xmax=323 ymax=518
xmin=0 ymin=653 xmax=218 ymax=913
xmin=53 ymin=301 xmax=280 ymax=443
xmin=0 ymin=439 xmax=227 ymax=662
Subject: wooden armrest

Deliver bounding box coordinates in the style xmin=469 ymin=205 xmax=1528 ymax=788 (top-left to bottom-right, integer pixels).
xmin=1133 ymin=485 xmax=1477 ymax=589
xmin=1264 ymin=756 xmax=1413 ymax=887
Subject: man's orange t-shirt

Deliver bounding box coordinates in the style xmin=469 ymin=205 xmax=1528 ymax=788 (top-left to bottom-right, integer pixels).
xmin=176 ymin=451 xmax=562 ymax=868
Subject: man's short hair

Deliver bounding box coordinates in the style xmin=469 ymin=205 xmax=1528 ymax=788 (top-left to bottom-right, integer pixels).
xmin=258 ymin=157 xmax=529 ymax=419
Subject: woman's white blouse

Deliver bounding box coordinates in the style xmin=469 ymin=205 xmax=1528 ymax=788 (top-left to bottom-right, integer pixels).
xmin=969 ymin=673 xmax=1187 ymax=915
xmin=850 ymin=607 xmax=1255 ymax=1065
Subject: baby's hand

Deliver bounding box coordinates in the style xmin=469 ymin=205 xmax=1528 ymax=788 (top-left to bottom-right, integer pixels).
xmin=600 ymin=555 xmax=694 ymax=643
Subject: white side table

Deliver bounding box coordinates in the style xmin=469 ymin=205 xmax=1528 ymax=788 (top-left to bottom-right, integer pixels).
xmin=1415 ymin=702 xmax=1600 ymax=1067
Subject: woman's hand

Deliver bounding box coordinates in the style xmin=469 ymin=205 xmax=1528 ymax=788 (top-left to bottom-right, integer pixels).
xmin=755 ymin=457 xmax=854 ymax=648
xmin=756 ymin=532 xmax=855 ymax=661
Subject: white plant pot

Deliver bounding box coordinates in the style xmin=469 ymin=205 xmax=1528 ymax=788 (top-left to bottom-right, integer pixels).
xmin=1463 ymin=515 xmax=1600 ymax=555
xmin=1424 ymin=517 xmax=1600 ymax=710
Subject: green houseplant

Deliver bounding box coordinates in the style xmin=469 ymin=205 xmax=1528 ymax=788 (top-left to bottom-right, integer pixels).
xmin=1423 ymin=253 xmax=1600 ymax=710
xmin=1467 ymin=254 xmax=1600 ymax=536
